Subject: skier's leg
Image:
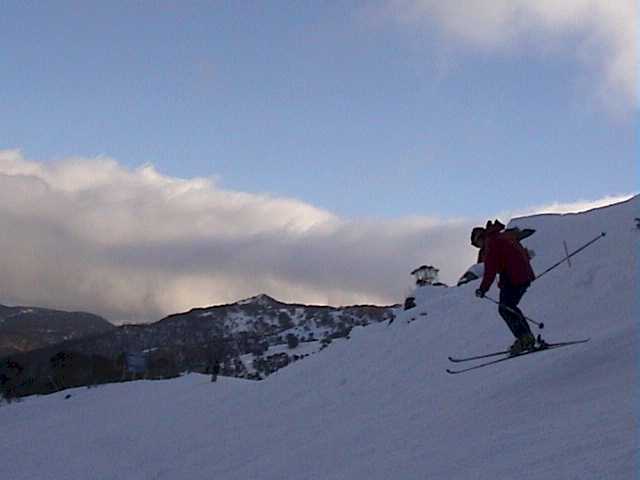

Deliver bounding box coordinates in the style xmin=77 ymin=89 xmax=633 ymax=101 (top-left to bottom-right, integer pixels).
xmin=500 ymin=283 xmax=532 ymax=338
xmin=511 ymin=284 xmax=533 ymax=337
xmin=498 ymin=285 xmax=523 ymax=338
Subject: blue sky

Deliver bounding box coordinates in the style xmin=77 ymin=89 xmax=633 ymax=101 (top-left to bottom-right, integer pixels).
xmin=2 ymin=1 xmax=636 ymax=219
xmin=0 ymin=1 xmax=636 ymax=318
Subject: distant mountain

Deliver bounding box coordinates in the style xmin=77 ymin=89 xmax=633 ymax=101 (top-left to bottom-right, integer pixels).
xmin=70 ymin=293 xmax=396 ymax=371
xmin=157 ymin=293 xmax=396 ymax=347
xmin=2 ymin=295 xmax=397 ymax=396
xmin=149 ymin=293 xmax=398 ymax=378
xmin=0 ymin=305 xmax=115 ymax=357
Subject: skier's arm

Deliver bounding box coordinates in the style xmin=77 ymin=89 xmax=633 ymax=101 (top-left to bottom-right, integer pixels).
xmin=479 ymin=250 xmax=498 ymax=293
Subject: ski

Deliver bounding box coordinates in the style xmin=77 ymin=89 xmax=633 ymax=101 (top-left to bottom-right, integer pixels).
xmin=448 ymin=338 xmax=590 ymax=363
xmin=448 ymin=349 xmax=510 ymax=363
xmin=446 ymin=338 xmax=590 ymax=374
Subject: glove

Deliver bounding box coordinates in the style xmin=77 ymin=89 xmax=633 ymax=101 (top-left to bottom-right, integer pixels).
xmin=475 ymin=288 xmax=485 ymax=298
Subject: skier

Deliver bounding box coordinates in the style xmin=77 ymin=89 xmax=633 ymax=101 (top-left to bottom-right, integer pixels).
xmin=211 ymin=360 xmax=220 ymax=383
xmin=471 ymin=220 xmax=537 ymax=354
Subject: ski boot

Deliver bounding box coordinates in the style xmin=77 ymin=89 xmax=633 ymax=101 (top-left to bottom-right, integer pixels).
xmin=509 ymin=333 xmax=536 ymax=355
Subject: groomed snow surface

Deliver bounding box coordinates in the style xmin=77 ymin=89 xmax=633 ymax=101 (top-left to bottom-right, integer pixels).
xmin=1 ymin=197 xmax=637 ymax=479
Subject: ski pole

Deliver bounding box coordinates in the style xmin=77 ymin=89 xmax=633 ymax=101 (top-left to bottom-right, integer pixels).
xmin=483 ymin=295 xmax=545 ymax=330
xmin=534 ymin=232 xmax=606 ymax=282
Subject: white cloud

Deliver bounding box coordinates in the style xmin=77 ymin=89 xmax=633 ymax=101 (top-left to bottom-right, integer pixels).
xmin=0 ymin=150 xmax=476 ymax=323
xmin=377 ymin=0 xmax=637 ymax=113
xmin=4 ymin=150 xmax=628 ymax=323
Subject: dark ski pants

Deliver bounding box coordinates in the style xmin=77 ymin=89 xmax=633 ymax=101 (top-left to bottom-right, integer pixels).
xmin=498 ymin=281 xmax=533 ymax=339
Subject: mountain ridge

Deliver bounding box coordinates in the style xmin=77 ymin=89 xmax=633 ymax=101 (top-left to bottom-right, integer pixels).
xmin=1 ymin=293 xmax=397 ymax=395
xmin=0 ymin=305 xmax=115 ymax=357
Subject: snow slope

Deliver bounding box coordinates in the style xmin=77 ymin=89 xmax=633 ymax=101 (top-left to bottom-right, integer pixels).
xmin=1 ymin=197 xmax=637 ymax=479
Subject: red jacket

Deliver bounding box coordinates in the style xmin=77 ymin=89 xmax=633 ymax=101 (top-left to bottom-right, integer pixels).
xmin=479 ymin=229 xmax=535 ymax=292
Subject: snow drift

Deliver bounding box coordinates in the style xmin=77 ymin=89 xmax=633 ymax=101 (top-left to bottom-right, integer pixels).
xmin=0 ymin=196 xmax=637 ymax=479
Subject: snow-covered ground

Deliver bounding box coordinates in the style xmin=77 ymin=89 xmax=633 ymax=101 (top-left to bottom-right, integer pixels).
xmin=239 ymin=340 xmax=321 ymax=376
xmin=1 ymin=197 xmax=637 ymax=479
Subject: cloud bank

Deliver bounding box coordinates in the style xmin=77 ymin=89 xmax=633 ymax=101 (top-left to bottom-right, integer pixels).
xmin=1 ymin=150 xmax=630 ymax=323
xmin=377 ymin=0 xmax=637 ymax=112
xmin=0 ymin=150 xmax=477 ymax=323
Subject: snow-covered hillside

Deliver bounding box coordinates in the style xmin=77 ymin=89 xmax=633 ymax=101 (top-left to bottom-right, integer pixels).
xmin=1 ymin=196 xmax=637 ymax=479
xmin=0 ymin=294 xmax=394 ymax=396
